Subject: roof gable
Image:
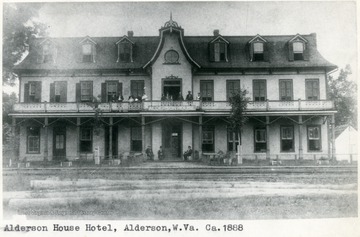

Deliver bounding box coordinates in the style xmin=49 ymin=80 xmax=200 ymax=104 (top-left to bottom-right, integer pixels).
xmin=210 ymin=35 xmax=230 ymax=44
xmin=248 ymin=34 xmax=268 ymax=44
xmin=115 ymin=36 xmax=135 ymax=45
xmin=289 ymin=34 xmax=308 ymax=43
xmin=79 ymin=36 xmax=97 ymax=45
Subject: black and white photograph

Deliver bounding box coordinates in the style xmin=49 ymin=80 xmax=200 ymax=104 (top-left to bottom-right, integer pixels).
xmin=2 ymin=1 xmax=358 ymax=236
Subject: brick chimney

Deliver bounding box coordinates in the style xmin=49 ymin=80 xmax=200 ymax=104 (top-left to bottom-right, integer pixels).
xmin=128 ymin=31 xmax=134 ymax=37
xmin=213 ymin=29 xmax=220 ymax=36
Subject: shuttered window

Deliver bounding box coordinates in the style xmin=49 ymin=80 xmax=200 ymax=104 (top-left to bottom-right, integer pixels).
xmin=25 ymin=81 xmax=41 ymax=103
xmin=200 ymin=80 xmax=214 ymax=101
xmin=305 ymin=79 xmax=319 ymax=100
xmin=131 ymin=127 xmax=142 ymax=152
xmin=253 ymin=80 xmax=266 ymax=101
xmin=279 ymin=80 xmax=293 ymax=101
xmin=131 ymin=80 xmax=144 ymax=98
xmin=80 ymin=81 xmax=93 ymax=102
xmin=254 ymin=128 xmax=266 ymax=152
xmin=27 ymin=127 xmax=40 ymax=154
xmin=226 ymin=80 xmax=240 ymax=101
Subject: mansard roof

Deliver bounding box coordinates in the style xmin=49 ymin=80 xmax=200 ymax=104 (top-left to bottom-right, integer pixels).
xmin=15 ymin=33 xmax=336 ymax=72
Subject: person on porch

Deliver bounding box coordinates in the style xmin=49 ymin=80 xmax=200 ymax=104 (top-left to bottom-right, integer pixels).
xmin=158 ymin=146 xmax=164 ymax=160
xmin=183 ymin=146 xmax=193 ymax=161
xmin=145 ymin=146 xmax=154 ymax=161
xmin=177 ymin=92 xmax=184 ymax=101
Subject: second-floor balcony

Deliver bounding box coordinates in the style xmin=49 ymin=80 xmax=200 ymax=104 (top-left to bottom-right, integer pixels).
xmin=13 ymin=99 xmax=335 ymax=114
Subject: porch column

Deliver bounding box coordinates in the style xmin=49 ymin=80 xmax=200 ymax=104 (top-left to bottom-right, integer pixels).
xmin=331 ymin=114 xmax=336 ymax=161
xmin=44 ymin=117 xmax=49 ymax=162
xmin=109 ymin=117 xmax=113 ymax=160
xmin=11 ymin=117 xmax=17 ymax=165
xmin=266 ymin=116 xmax=270 ymax=160
xmin=76 ymin=117 xmax=80 ymax=158
xmin=199 ymin=116 xmax=203 ymax=159
xmin=142 ymin=116 xmax=146 ymax=155
xmin=298 ymin=115 xmax=303 ymax=160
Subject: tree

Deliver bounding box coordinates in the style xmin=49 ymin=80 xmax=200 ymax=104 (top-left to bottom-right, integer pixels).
xmin=2 ymin=92 xmax=18 ymax=161
xmin=228 ymin=89 xmax=250 ymax=164
xmin=328 ymin=65 xmax=357 ymax=128
xmin=3 ymin=3 xmax=47 ymax=85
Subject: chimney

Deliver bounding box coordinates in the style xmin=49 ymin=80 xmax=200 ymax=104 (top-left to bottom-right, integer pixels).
xmin=213 ymin=29 xmax=219 ymax=36
xmin=128 ymin=31 xmax=134 ymax=37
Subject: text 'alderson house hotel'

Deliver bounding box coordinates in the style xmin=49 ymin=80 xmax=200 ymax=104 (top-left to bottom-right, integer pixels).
xmin=11 ymin=16 xmax=337 ymax=163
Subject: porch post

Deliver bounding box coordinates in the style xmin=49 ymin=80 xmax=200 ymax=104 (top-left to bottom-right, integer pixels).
xmin=11 ymin=117 xmax=17 ymax=165
xmin=142 ymin=116 xmax=146 ymax=156
xmin=44 ymin=117 xmax=49 ymax=162
xmin=109 ymin=117 xmax=113 ymax=160
xmin=76 ymin=117 xmax=80 ymax=159
xmin=298 ymin=115 xmax=303 ymax=160
xmin=266 ymin=116 xmax=270 ymax=160
xmin=331 ymin=114 xmax=336 ymax=161
xmin=199 ymin=116 xmax=203 ymax=159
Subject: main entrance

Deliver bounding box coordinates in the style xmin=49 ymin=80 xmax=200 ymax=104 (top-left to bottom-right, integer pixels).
xmin=162 ymin=120 xmax=182 ymax=160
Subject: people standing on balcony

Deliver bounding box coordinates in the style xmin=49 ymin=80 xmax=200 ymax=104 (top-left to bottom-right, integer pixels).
xmin=177 ymin=92 xmax=184 ymax=101
xmin=166 ymin=92 xmax=171 ymax=101
xmin=183 ymin=146 xmax=193 ymax=161
xmin=128 ymin=95 xmax=135 ymax=103
xmin=196 ymin=92 xmax=201 ymax=100
xmin=117 ymin=94 xmax=124 ymax=102
xmin=142 ymin=92 xmax=148 ymax=101
xmin=161 ymin=93 xmax=166 ymax=101
xmin=186 ymin=91 xmax=193 ymax=101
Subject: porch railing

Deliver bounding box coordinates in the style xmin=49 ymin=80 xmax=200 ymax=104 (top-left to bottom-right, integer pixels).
xmin=13 ymin=99 xmax=335 ymax=113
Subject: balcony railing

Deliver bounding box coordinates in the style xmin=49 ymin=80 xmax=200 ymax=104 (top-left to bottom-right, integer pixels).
xmin=13 ymin=99 xmax=335 ymax=113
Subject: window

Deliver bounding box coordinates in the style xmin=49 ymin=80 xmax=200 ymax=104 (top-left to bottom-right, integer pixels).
xmin=82 ymin=44 xmax=93 ymax=62
xmin=131 ymin=80 xmax=144 ymax=98
xmin=25 ymin=81 xmax=41 ymax=103
xmin=164 ymin=50 xmax=179 ymax=64
xmin=214 ymin=42 xmax=226 ymax=62
xmin=131 ymin=127 xmax=142 ymax=152
xmin=107 ymin=82 xmax=118 ymax=102
xmin=200 ymin=80 xmax=214 ymax=101
xmin=226 ymin=80 xmax=240 ymax=101
xmin=281 ymin=126 xmax=294 ymax=152
xmin=55 ymin=134 xmax=65 ymax=149
xmin=227 ymin=128 xmax=239 ymax=152
xmin=293 ymin=42 xmax=304 ymax=60
xmin=279 ymin=80 xmax=293 ymax=101
xmin=27 ymin=127 xmax=40 ymax=153
xmin=253 ymin=42 xmax=264 ymax=61
xmin=80 ymin=81 xmax=93 ymax=102
xmin=43 ymin=44 xmax=53 ymax=63
xmin=254 ymin=128 xmax=266 ymax=152
xmin=202 ymin=126 xmax=214 ymax=152
xmin=118 ymin=42 xmax=132 ymax=62
xmin=253 ymin=80 xmax=266 ymax=101
xmin=308 ymin=126 xmax=321 ymax=151
xmin=305 ymin=79 xmax=319 ymax=100
xmin=80 ymin=127 xmax=92 ymax=152
xmin=50 ymin=81 xmax=67 ymax=103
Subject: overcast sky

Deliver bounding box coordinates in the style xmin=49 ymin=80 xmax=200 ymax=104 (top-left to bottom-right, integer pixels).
xmin=37 ymin=1 xmax=357 ymax=75
xmin=3 ymin=1 xmax=358 ymax=94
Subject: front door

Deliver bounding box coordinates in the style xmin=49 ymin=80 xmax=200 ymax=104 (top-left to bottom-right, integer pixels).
xmin=162 ymin=121 xmax=182 ymax=159
xmin=53 ymin=127 xmax=66 ymax=160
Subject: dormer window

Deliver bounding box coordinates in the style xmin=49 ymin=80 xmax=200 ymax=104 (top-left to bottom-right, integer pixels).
xmin=209 ymin=32 xmax=229 ymax=62
xmin=293 ymin=42 xmax=304 ymax=60
xmin=82 ymin=44 xmax=93 ymax=62
xmin=288 ymin=34 xmax=308 ymax=61
xmin=249 ymin=35 xmax=268 ymax=62
xmin=253 ymin=42 xmax=264 ymax=61
xmin=116 ymin=36 xmax=134 ymax=63
xmin=118 ymin=42 xmax=133 ymax=62
xmin=43 ymin=44 xmax=53 ymax=63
